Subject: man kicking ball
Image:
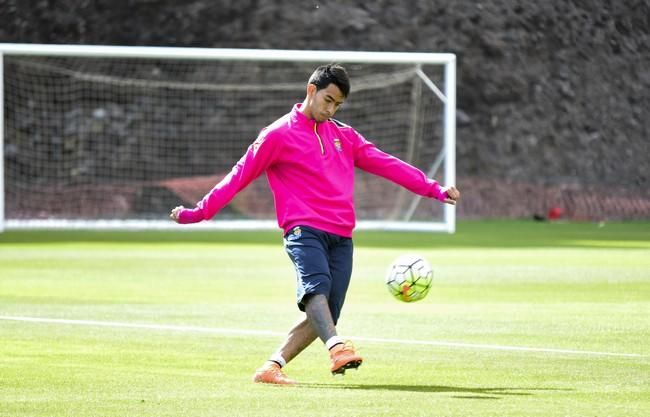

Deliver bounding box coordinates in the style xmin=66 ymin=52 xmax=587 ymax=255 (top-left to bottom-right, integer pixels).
xmin=170 ymin=64 xmax=460 ymax=384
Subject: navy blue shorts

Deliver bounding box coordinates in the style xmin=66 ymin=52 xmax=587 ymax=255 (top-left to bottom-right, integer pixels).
xmin=284 ymin=225 xmax=353 ymax=324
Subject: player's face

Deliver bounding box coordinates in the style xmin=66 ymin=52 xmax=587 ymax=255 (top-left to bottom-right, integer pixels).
xmin=306 ymin=83 xmax=345 ymax=122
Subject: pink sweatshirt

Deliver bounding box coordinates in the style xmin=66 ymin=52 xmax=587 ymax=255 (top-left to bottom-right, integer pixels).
xmin=178 ymin=103 xmax=448 ymax=237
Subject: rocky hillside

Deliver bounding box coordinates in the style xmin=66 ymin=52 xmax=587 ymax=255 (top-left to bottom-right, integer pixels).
xmin=1 ymin=0 xmax=648 ymax=219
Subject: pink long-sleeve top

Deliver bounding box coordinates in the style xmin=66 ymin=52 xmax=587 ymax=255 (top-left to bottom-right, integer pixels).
xmin=178 ymin=103 xmax=448 ymax=237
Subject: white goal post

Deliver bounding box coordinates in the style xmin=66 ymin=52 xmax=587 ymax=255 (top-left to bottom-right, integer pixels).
xmin=0 ymin=44 xmax=456 ymax=233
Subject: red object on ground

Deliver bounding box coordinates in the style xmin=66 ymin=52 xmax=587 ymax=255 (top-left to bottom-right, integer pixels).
xmin=547 ymin=207 xmax=563 ymax=220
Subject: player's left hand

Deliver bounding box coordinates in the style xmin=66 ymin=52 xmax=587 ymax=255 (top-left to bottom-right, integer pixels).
xmin=442 ymin=186 xmax=460 ymax=205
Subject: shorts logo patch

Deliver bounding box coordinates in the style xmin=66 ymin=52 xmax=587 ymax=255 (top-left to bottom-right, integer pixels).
xmin=293 ymin=227 xmax=302 ymax=238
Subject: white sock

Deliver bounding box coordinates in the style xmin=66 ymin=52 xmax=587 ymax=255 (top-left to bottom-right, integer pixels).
xmin=269 ymin=353 xmax=286 ymax=368
xmin=325 ymin=336 xmax=345 ymax=350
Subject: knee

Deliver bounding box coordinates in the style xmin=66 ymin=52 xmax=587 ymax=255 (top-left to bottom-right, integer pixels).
xmin=304 ymin=294 xmax=340 ymax=324
xmin=303 ymin=293 xmax=328 ymax=311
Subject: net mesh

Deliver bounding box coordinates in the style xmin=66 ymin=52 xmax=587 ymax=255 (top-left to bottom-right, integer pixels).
xmin=4 ymin=56 xmax=446 ymax=225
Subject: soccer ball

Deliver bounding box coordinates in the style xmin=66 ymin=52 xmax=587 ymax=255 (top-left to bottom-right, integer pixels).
xmin=385 ymin=254 xmax=433 ymax=302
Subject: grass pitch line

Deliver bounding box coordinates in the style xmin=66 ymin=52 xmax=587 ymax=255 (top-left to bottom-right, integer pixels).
xmin=353 ymin=336 xmax=648 ymax=358
xmin=0 ymin=315 xmax=285 ymax=337
xmin=1 ymin=315 xmax=646 ymax=359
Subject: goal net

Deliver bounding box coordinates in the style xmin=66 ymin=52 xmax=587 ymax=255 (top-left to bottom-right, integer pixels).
xmin=0 ymin=45 xmax=456 ymax=232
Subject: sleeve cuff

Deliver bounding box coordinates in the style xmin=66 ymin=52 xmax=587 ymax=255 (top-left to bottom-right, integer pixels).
xmin=431 ymin=183 xmax=449 ymax=202
xmin=178 ymin=207 xmax=205 ymax=224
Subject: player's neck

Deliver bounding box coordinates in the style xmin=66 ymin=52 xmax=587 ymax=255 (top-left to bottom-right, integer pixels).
xmin=299 ymin=99 xmax=314 ymax=120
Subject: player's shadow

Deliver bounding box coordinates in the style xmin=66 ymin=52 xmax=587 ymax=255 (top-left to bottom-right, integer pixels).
xmin=300 ymin=383 xmax=569 ymax=400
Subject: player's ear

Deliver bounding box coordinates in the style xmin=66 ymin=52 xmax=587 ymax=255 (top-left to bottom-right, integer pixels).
xmin=306 ymin=83 xmax=317 ymax=97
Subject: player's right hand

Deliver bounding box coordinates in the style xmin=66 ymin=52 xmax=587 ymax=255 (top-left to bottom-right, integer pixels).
xmin=169 ymin=206 xmax=185 ymax=222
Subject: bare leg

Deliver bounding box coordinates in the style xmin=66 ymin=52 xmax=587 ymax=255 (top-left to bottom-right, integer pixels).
xmin=275 ymin=317 xmax=318 ymax=363
xmin=303 ymin=294 xmax=337 ymax=343
xmin=271 ymin=294 xmax=337 ymax=364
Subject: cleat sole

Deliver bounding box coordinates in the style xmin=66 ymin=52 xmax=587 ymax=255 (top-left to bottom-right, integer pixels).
xmin=331 ymin=359 xmax=362 ymax=375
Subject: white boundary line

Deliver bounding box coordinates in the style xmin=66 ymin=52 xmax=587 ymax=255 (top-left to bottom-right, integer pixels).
xmin=1 ymin=316 xmax=646 ymax=359
xmin=0 ymin=316 xmax=285 ymax=337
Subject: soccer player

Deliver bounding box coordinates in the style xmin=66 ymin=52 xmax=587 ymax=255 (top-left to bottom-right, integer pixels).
xmin=170 ymin=64 xmax=460 ymax=385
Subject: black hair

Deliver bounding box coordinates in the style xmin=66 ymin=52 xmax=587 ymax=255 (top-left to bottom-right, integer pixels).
xmin=308 ymin=64 xmax=350 ymax=98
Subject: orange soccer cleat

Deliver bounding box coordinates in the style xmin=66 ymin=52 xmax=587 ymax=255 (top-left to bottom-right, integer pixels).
xmin=252 ymin=362 xmax=297 ymax=385
xmin=329 ymin=341 xmax=363 ymax=375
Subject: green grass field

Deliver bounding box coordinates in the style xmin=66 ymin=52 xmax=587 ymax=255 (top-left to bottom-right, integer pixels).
xmin=1 ymin=221 xmax=649 ymax=416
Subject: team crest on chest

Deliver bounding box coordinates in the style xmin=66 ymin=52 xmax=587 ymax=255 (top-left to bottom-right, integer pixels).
xmin=333 ymin=138 xmax=342 ymax=152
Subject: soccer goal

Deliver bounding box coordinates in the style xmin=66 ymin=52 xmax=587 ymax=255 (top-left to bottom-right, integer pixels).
xmin=0 ymin=44 xmax=456 ymax=233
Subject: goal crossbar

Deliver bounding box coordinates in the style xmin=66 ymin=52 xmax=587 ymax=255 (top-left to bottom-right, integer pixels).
xmin=0 ymin=43 xmax=455 ymax=64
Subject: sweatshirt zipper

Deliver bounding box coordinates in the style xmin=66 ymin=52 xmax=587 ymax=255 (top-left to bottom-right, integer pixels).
xmin=313 ymin=123 xmax=325 ymax=155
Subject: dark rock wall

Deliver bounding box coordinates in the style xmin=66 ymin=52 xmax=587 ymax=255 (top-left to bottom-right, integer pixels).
xmin=1 ymin=0 xmax=648 ymax=219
